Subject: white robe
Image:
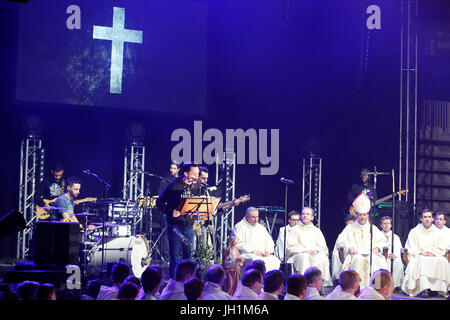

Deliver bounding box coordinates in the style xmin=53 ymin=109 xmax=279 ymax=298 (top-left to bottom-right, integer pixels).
xmin=326 ymin=285 xmax=357 ymax=300
xmin=437 ymin=225 xmax=450 ymax=250
xmin=357 ymin=286 xmax=386 ymax=300
xmin=331 ymin=232 xmax=346 ymax=282
xmin=159 ymin=279 xmax=186 ymax=300
xmin=256 ymin=292 xmax=279 ymax=300
xmin=232 ymin=218 xmax=281 ymax=272
xmin=232 ymin=285 xmax=258 ymax=300
xmin=201 ymin=282 xmax=232 ymax=300
xmin=275 ymin=225 xmax=295 ymax=262
xmin=339 ymin=221 xmax=389 ymax=287
xmin=303 ymin=287 xmax=325 ymax=300
xmin=287 ymin=221 xmax=331 ymax=285
xmin=381 ymin=230 xmax=405 ymax=288
xmin=401 ymin=224 xmax=450 ymax=297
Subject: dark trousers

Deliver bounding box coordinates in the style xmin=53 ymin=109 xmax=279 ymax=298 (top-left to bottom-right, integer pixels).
xmin=166 ymin=222 xmax=194 ymax=279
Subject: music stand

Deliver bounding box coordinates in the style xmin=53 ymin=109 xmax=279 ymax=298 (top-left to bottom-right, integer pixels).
xmin=177 ymin=196 xmax=221 ymax=221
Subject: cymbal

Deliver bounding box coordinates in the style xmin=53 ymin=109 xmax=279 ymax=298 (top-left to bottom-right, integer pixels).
xmin=75 ymin=212 xmax=99 ymax=216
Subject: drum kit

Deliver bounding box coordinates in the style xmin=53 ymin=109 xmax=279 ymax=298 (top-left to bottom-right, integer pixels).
xmin=77 ymin=196 xmax=162 ymax=278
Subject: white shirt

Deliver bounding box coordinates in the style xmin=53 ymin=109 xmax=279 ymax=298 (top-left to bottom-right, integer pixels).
xmin=96 ymin=285 xmax=119 ymax=300
xmin=326 ymin=286 xmax=357 ymax=300
xmin=303 ymin=287 xmax=325 ymax=300
xmin=284 ymin=293 xmax=301 ymax=300
xmin=159 ymin=279 xmax=186 ymax=300
xmin=256 ymin=292 xmax=279 ymax=300
xmin=357 ymin=286 xmax=386 ymax=300
xmin=201 ymin=282 xmax=232 ymax=300
xmin=232 ymin=285 xmax=258 ymax=300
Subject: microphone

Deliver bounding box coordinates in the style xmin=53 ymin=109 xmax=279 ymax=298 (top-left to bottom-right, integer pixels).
xmin=280 ymin=177 xmax=294 ymax=184
xmin=82 ymin=169 xmax=92 ymax=175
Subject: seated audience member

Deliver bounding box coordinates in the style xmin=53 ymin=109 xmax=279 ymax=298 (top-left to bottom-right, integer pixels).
xmin=284 ymin=274 xmax=307 ymax=300
xmin=35 ymin=283 xmax=56 ymax=300
xmin=97 ymin=262 xmax=131 ymax=300
xmin=81 ymin=279 xmax=101 ymax=300
xmin=232 ymin=269 xmax=263 ymax=300
xmin=17 ymin=281 xmax=40 ymax=301
xmin=358 ymin=269 xmax=394 ymax=300
xmin=256 ymin=269 xmax=284 ymax=300
xmin=160 ymin=260 xmax=197 ymax=300
xmin=303 ymin=266 xmax=326 ymax=300
xmin=140 ymin=266 xmax=164 ymax=300
xmin=117 ymin=282 xmax=139 ymax=300
xmin=184 ymin=278 xmax=204 ymax=300
xmin=202 ymin=264 xmax=232 ymax=300
xmin=326 ymin=270 xmax=360 ymax=300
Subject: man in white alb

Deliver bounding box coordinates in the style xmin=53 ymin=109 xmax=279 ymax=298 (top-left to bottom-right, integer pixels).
xmin=275 ymin=210 xmax=300 ymax=262
xmin=339 ymin=193 xmax=389 ymax=287
xmin=401 ymin=210 xmax=450 ymax=297
xmin=379 ymin=216 xmax=404 ymax=289
xmin=287 ymin=207 xmax=331 ymax=286
xmin=326 ymin=270 xmax=360 ymax=300
xmin=357 ymin=269 xmax=394 ymax=300
xmin=232 ymin=207 xmax=281 ymax=272
xmin=434 ymin=211 xmax=449 ymax=250
xmin=331 ymin=214 xmax=355 ymax=284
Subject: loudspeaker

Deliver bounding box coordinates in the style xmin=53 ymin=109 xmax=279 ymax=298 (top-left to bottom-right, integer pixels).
xmin=0 ymin=209 xmax=26 ymax=240
xmin=34 ymin=221 xmax=80 ymax=267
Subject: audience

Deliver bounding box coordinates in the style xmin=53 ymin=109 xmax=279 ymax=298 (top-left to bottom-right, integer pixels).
xmin=184 ymin=278 xmax=204 ymax=300
xmin=160 ymin=260 xmax=196 ymax=300
xmin=97 ymin=262 xmax=131 ymax=300
xmin=201 ymin=264 xmax=232 ymax=300
xmin=81 ymin=279 xmax=101 ymax=300
xmin=35 ymin=283 xmax=56 ymax=300
xmin=17 ymin=281 xmax=39 ymax=301
xmin=284 ymin=274 xmax=307 ymax=300
xmin=358 ymin=269 xmax=394 ymax=300
xmin=256 ymin=269 xmax=284 ymax=300
xmin=117 ymin=282 xmax=139 ymax=300
xmin=233 ymin=268 xmax=263 ymax=300
xmin=303 ymin=266 xmax=326 ymax=300
xmin=140 ymin=266 xmax=164 ymax=300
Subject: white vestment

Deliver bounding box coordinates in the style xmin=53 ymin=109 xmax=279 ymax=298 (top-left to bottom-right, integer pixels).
xmin=340 ymin=221 xmax=389 ymax=287
xmin=437 ymin=225 xmax=450 ymax=250
xmin=232 ymin=218 xmax=281 ymax=271
xmin=232 ymin=285 xmax=258 ymax=300
xmin=284 ymin=293 xmax=301 ymax=300
xmin=401 ymin=224 xmax=450 ymax=297
xmin=331 ymin=232 xmax=346 ymax=282
xmin=256 ymin=291 xmax=279 ymax=300
xmin=326 ymin=285 xmax=357 ymax=300
xmin=275 ymin=225 xmax=295 ymax=262
xmin=287 ymin=221 xmax=331 ymax=285
xmin=381 ymin=230 xmax=405 ymax=288
xmin=357 ymin=286 xmax=386 ymax=300
xmin=159 ymin=279 xmax=187 ymax=300
xmin=303 ymin=286 xmax=326 ymax=300
xmin=201 ymin=282 xmax=232 ymax=300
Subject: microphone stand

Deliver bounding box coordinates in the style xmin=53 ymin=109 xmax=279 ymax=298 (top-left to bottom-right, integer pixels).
xmin=367 ymin=192 xmax=375 ymax=279
xmin=83 ymin=170 xmax=111 ymax=272
xmin=280 ymin=179 xmax=292 ymax=276
xmin=391 ymin=169 xmax=395 ymax=274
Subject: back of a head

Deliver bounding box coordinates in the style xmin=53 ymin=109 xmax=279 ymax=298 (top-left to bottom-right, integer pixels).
xmin=286 ymin=274 xmax=307 ymax=297
xmin=244 ymin=260 xmax=266 ymax=275
xmin=242 ymin=269 xmax=262 ymax=288
xmin=141 ymin=266 xmax=163 ymax=294
xmin=205 ymin=264 xmax=225 ymax=284
xmin=370 ymin=269 xmax=392 ymax=292
xmin=112 ymin=262 xmax=131 ymax=285
xmin=125 ymin=275 xmax=141 ymax=289
xmin=35 ymin=283 xmax=55 ymax=301
xmin=184 ymin=278 xmax=204 ymax=300
xmin=304 ymin=267 xmax=322 ymax=285
xmin=263 ymin=270 xmax=284 ymax=293
xmin=175 ymin=260 xmax=197 ymax=282
xmin=18 ymin=281 xmax=40 ymax=301
xmin=339 ymin=270 xmax=359 ymax=291
xmin=117 ymin=282 xmax=139 ymax=300
xmin=87 ymin=279 xmax=101 ymax=299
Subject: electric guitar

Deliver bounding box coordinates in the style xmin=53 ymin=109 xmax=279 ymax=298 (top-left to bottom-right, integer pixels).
xmin=348 ymin=190 xmax=407 ymax=216
xmin=36 ymin=197 xmax=97 ymax=220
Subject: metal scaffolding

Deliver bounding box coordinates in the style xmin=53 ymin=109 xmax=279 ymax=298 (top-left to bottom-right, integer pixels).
xmin=215 ymin=149 xmax=236 ymax=258
xmin=17 ymin=136 xmax=45 ymax=259
xmin=122 ymin=144 xmax=146 ymax=201
xmin=398 ymin=0 xmax=418 ymax=214
xmin=302 ymin=155 xmax=322 ymax=228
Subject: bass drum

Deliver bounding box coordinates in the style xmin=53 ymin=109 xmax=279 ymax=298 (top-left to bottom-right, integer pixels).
xmin=88 ymin=235 xmax=150 ymax=278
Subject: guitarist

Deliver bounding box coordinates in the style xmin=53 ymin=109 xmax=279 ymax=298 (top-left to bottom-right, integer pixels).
xmin=346 ymin=168 xmax=378 ymax=212
xmin=51 ymin=176 xmax=85 ymax=229
xmin=35 ymin=163 xmax=65 ymax=208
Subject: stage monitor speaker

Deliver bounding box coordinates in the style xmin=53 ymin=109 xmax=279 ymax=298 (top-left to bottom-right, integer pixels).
xmin=34 ymin=221 xmax=80 ymax=267
xmin=0 ymin=209 xmax=26 ymax=240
